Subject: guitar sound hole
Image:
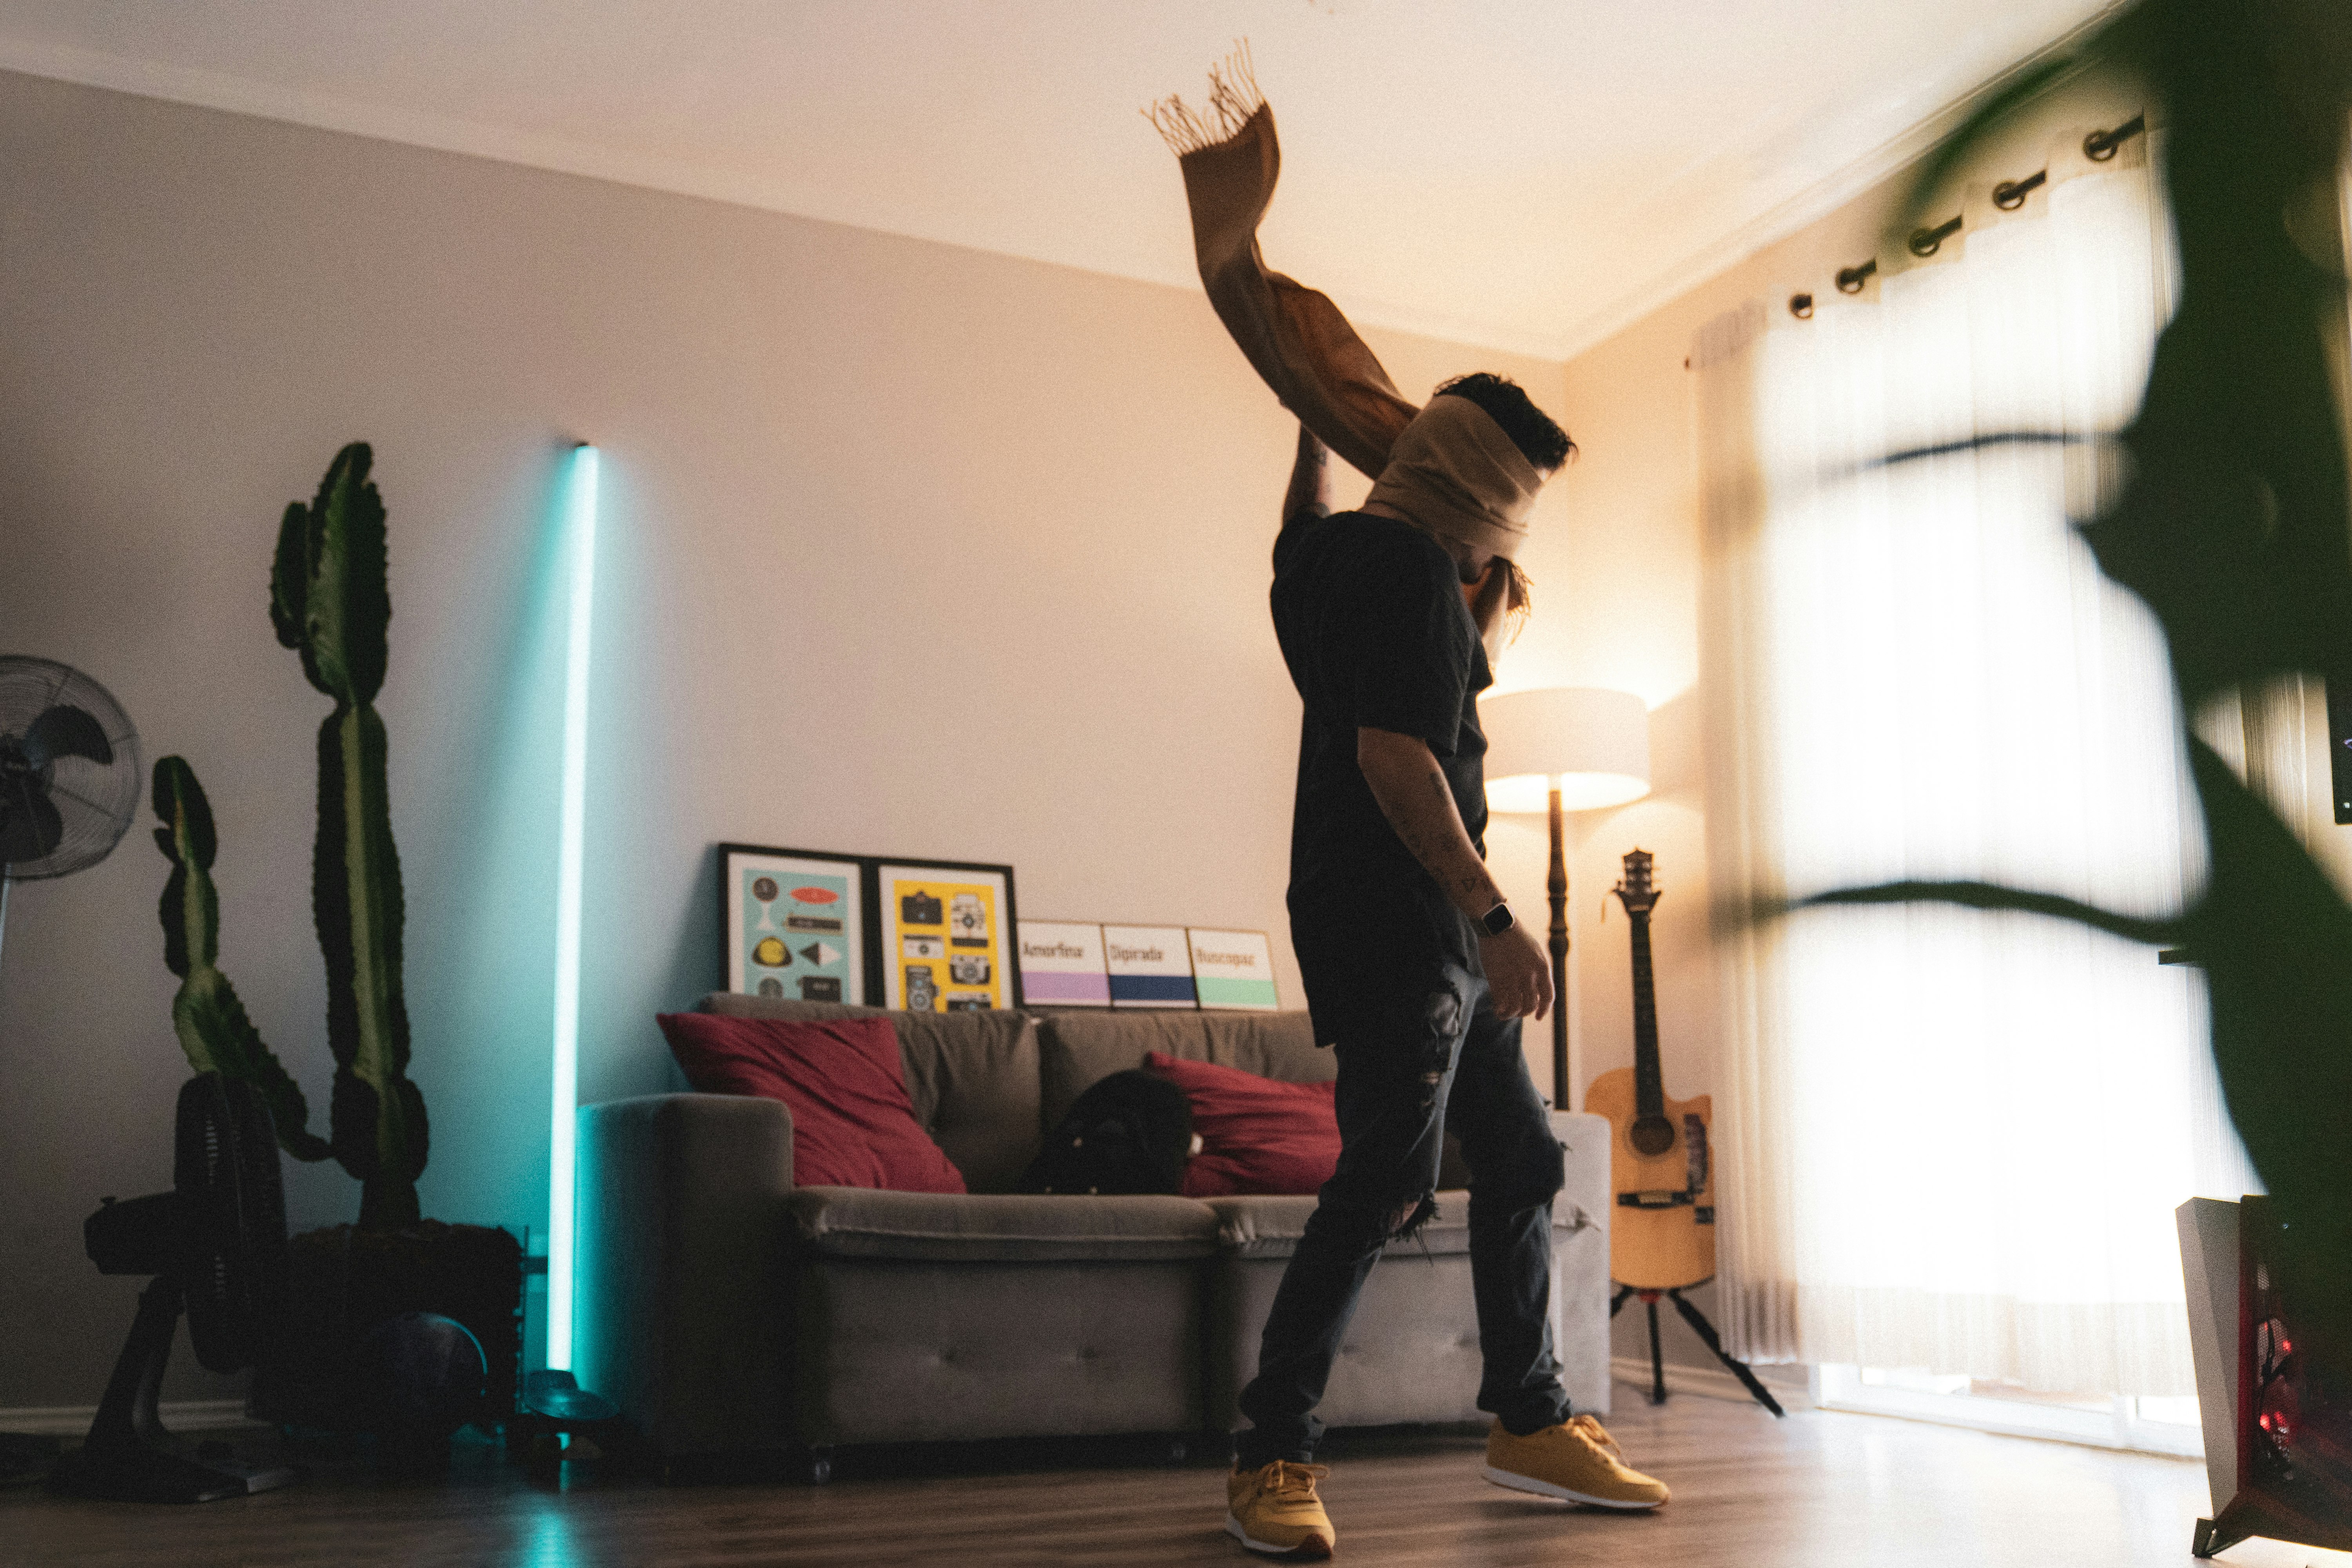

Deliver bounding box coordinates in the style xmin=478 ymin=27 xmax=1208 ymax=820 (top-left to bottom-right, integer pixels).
xmin=1630 ymin=1116 xmax=1676 ymax=1157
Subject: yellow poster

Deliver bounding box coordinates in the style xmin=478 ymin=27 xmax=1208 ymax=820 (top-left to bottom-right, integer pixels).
xmin=877 ymin=864 xmax=1013 ymax=1011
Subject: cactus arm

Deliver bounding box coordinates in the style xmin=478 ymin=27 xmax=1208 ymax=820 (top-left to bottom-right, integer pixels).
xmin=173 ymin=973 xmax=332 ymax=1163
xmin=283 ymin=442 xmax=422 ymax=1230
xmin=269 ymin=500 xmax=310 ymax=653
xmin=152 ymin=756 xmax=329 ymax=1161
xmin=318 ymin=704 xmax=423 ymax=1226
xmin=300 ymin=444 xmax=389 ymax=706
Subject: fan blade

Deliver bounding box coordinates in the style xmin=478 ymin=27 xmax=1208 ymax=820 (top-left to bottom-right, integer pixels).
xmin=0 ymin=782 xmax=64 ymax=863
xmin=22 ymin=704 xmax=113 ymax=768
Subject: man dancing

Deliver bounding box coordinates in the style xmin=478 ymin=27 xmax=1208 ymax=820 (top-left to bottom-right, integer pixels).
xmin=1149 ymin=56 xmax=1669 ymax=1554
xmin=1224 ymin=379 xmax=1669 ymax=1559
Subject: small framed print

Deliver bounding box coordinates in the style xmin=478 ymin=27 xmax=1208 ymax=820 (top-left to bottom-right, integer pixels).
xmin=877 ymin=859 xmax=1019 ymax=1011
xmin=1187 ymin=929 xmax=1279 ymax=1011
xmin=1017 ymin=921 xmax=1110 ymax=1007
xmin=719 ymin=845 xmax=867 ymax=1004
xmin=1103 ymin=924 xmax=1197 ymax=1009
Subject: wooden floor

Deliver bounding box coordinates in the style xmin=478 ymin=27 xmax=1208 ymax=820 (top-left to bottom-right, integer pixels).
xmin=7 ymin=1387 xmax=2347 ymax=1568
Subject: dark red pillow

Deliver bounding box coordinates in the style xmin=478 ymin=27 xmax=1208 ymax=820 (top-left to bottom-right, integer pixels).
xmin=1144 ymin=1050 xmax=1341 ymax=1198
xmin=657 ymin=1013 xmax=966 ymax=1194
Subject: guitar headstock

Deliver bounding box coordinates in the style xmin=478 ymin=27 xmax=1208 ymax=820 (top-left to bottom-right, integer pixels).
xmin=1613 ymin=849 xmax=1661 ymax=917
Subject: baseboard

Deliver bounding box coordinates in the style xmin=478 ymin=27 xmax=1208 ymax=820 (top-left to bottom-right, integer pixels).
xmin=1610 ymin=1357 xmax=1812 ymax=1410
xmin=0 ymin=1399 xmax=262 ymax=1437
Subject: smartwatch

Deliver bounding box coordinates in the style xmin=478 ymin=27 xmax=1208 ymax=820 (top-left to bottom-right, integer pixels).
xmin=1480 ymin=901 xmax=1515 ymax=938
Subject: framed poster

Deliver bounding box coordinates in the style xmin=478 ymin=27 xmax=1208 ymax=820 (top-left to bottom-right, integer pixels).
xmin=1187 ymin=929 xmax=1279 ymax=1011
xmin=719 ymin=845 xmax=867 ymax=1003
xmin=1103 ymin=924 xmax=1197 ymax=1009
xmin=877 ymin=859 xmax=1019 ymax=1011
xmin=1017 ymin=922 xmax=1110 ymax=1007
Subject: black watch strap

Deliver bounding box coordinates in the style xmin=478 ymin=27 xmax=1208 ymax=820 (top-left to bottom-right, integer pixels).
xmin=1480 ymin=901 xmax=1515 ymax=937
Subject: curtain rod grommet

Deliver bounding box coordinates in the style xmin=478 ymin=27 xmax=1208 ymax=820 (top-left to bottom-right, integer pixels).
xmin=1835 ymin=259 xmax=1877 ymax=295
xmin=2085 ymin=113 xmax=2146 ymax=162
xmin=1789 ymin=293 xmax=1814 ymax=320
xmin=1909 ymin=215 xmax=1964 ymax=258
xmin=1993 ymin=169 xmax=2048 ymax=212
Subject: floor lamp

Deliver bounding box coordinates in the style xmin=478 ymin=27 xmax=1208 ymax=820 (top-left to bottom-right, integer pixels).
xmin=1479 ymin=688 xmax=1651 ymax=1109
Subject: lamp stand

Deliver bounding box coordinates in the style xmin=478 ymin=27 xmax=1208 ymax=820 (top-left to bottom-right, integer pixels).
xmin=1547 ymin=782 xmax=1570 ymax=1109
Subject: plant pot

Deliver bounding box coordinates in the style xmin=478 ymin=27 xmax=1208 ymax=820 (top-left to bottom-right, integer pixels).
xmin=249 ymin=1220 xmax=522 ymax=1445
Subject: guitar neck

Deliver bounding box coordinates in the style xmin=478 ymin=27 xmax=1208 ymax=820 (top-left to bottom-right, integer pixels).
xmin=1629 ymin=912 xmax=1664 ymax=1120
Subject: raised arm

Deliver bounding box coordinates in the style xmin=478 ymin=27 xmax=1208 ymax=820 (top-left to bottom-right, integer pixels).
xmin=1281 ymin=423 xmax=1333 ymax=534
xmin=1355 ymin=726 xmax=1553 ymax=1020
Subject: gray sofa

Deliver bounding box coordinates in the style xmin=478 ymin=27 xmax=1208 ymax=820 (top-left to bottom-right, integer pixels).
xmin=575 ymin=994 xmax=1610 ymax=1467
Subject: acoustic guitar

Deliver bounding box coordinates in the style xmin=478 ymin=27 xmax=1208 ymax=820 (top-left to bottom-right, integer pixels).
xmin=1584 ymin=849 xmax=1716 ymax=1292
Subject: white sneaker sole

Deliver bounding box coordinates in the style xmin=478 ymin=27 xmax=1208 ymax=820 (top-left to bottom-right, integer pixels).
xmin=1225 ymin=1512 xmax=1334 ymax=1558
xmin=1481 ymin=1463 xmax=1666 ymax=1510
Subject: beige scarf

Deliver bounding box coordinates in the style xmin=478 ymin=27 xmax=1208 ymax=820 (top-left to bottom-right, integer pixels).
xmin=1151 ymin=49 xmax=1543 ymax=639
xmin=1360 ymin=396 xmax=1543 ymax=562
xmin=1147 ymin=49 xmax=1418 ymax=481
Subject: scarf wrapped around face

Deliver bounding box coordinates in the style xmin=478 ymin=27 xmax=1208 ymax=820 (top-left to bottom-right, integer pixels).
xmin=1359 ymin=396 xmax=1542 ymax=562
xmin=1150 ymin=47 xmax=1545 ymax=568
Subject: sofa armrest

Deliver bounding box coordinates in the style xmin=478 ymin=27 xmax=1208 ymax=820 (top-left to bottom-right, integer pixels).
xmin=1551 ymin=1110 xmax=1609 ymax=1237
xmin=575 ymin=1093 xmax=795 ymax=1458
xmin=1550 ymin=1109 xmax=1613 ymax=1415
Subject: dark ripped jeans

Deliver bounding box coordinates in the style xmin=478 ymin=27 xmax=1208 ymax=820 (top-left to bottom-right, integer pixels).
xmin=1233 ymin=965 xmax=1570 ymax=1468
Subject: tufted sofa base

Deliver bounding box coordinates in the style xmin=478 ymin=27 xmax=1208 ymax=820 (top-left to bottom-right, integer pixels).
xmin=577 ymin=998 xmax=1612 ymax=1466
xmin=793 ymin=1258 xmax=1205 ymax=1445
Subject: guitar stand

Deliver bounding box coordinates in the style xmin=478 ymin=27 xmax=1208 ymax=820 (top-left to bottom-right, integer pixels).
xmin=1611 ymin=1284 xmax=1786 ymax=1418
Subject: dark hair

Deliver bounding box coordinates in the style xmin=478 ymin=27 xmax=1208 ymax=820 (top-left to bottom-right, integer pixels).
xmin=1433 ymin=372 xmax=1575 ymax=472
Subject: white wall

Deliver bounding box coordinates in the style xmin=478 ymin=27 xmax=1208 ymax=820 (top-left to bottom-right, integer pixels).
xmin=0 ymin=69 xmax=1572 ymax=1409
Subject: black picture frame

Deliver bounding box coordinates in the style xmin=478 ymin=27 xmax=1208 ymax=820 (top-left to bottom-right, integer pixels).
xmin=869 ymin=855 xmax=1022 ymax=1011
xmin=715 ymin=843 xmax=871 ymax=1005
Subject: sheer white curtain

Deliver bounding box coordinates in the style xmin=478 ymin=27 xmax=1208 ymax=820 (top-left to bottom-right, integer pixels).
xmin=1700 ymin=137 xmax=2259 ymax=1396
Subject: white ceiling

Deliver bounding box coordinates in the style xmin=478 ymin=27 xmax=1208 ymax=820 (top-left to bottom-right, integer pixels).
xmin=0 ymin=0 xmax=2118 ymax=360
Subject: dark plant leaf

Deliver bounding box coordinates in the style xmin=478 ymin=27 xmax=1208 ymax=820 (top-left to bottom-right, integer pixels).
xmin=2179 ymin=739 xmax=2352 ymax=1371
xmin=2076 ymin=0 xmax=2352 ymax=702
xmin=1797 ymin=879 xmax=2179 ymax=947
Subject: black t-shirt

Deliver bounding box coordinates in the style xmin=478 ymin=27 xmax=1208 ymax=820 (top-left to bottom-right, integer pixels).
xmin=1270 ymin=510 xmax=1492 ymax=1044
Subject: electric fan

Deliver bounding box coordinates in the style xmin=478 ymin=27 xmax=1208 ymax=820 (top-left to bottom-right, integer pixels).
xmin=51 ymin=1074 xmax=301 ymax=1503
xmin=0 ymin=655 xmax=143 ymax=964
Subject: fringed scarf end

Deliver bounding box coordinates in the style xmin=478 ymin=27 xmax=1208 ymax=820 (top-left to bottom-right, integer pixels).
xmin=1144 ymin=40 xmax=1265 ymax=156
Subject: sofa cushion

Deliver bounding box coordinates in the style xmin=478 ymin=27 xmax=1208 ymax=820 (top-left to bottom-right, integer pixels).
xmin=786 ymin=1188 xmax=1220 ymax=1263
xmin=659 ymin=1013 xmax=966 ymax=1193
xmin=1036 ymin=1011 xmax=1328 ymax=1132
xmin=1144 ymin=1051 xmax=1341 ymax=1198
xmin=697 ymin=993 xmax=1040 ymax=1194
xmin=1204 ymin=1194 xmax=1476 ymax=1258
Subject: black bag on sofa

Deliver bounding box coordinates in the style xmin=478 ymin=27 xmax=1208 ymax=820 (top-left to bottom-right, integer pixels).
xmin=1019 ymin=1070 xmax=1194 ymax=1195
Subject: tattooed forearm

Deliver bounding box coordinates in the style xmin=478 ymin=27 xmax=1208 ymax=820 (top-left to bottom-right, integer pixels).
xmin=1281 ymin=424 xmax=1333 ymax=533
xmin=1357 ymin=726 xmax=1506 ymax=920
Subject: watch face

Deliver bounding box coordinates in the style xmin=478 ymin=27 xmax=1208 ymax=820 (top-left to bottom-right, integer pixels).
xmin=1483 ymin=904 xmax=1514 ymax=936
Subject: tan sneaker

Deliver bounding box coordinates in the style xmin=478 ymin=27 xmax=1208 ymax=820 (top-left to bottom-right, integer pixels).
xmin=1483 ymin=1415 xmax=1670 ymax=1510
xmin=1226 ymin=1460 xmax=1336 ymax=1559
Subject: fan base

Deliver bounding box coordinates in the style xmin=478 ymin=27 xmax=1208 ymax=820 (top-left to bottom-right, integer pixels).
xmin=51 ymin=1442 xmax=299 ymax=1504
xmin=57 ymin=1272 xmax=303 ymax=1504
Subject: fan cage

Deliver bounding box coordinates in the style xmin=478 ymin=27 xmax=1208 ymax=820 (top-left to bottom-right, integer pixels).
xmin=0 ymin=655 xmax=142 ymax=881
xmin=175 ymin=1075 xmax=288 ymax=1375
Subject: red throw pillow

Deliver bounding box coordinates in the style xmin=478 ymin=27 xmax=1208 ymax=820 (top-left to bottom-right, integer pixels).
xmin=1145 ymin=1050 xmax=1340 ymax=1198
xmin=657 ymin=1013 xmax=966 ymax=1194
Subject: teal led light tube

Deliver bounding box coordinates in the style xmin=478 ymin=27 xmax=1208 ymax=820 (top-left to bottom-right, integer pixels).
xmin=547 ymin=442 xmax=599 ymax=1371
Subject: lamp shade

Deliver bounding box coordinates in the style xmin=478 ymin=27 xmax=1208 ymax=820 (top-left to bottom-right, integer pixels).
xmin=1479 ymin=687 xmax=1650 ymax=814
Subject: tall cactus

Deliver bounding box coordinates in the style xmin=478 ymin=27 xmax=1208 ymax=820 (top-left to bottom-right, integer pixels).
xmin=153 ymin=755 xmax=331 ymax=1163
xmin=270 ymin=442 xmax=427 ymax=1231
